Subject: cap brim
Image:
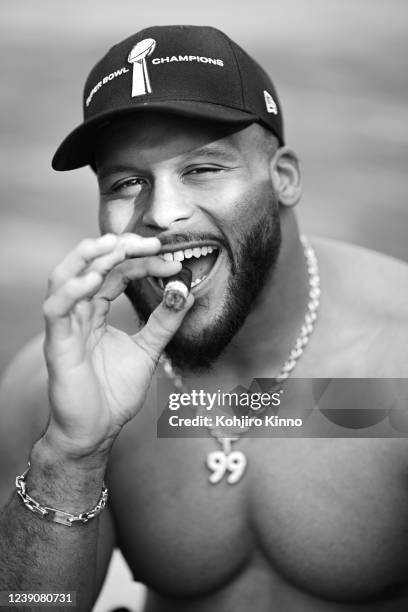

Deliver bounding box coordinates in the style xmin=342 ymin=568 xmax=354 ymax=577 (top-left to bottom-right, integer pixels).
xmin=52 ymin=101 xmax=258 ymax=171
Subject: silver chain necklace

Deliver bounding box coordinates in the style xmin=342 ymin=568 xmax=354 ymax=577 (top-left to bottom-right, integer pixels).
xmin=161 ymin=236 xmax=320 ymax=485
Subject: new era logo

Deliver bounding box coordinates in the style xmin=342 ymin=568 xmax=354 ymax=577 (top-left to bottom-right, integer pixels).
xmin=264 ymin=90 xmax=278 ymax=115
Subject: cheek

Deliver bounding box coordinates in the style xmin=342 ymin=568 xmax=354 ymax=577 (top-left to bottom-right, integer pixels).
xmin=98 ymin=200 xmax=137 ymax=235
xmin=221 ymin=187 xmax=271 ymax=242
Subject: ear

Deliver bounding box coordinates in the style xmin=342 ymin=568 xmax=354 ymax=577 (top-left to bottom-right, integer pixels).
xmin=270 ymin=146 xmax=302 ymax=208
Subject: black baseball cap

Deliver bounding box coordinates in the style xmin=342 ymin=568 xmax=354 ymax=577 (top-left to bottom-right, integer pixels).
xmin=52 ymin=25 xmax=284 ymax=171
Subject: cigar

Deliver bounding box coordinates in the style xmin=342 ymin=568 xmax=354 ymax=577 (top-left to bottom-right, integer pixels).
xmin=163 ymin=267 xmax=192 ymax=311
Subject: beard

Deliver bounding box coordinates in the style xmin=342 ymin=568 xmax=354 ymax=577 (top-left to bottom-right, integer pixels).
xmin=125 ymin=192 xmax=281 ymax=373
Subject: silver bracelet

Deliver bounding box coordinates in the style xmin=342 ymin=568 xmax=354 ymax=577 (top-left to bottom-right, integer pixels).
xmin=15 ymin=462 xmax=109 ymax=527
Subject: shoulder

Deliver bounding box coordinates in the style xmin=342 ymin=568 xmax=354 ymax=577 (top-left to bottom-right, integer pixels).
xmin=0 ymin=334 xmax=49 ymax=504
xmin=307 ymin=237 xmax=408 ymax=376
xmin=311 ymin=236 xmax=408 ymax=299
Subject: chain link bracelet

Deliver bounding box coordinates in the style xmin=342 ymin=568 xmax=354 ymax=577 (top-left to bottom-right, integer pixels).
xmin=15 ymin=462 xmax=108 ymax=527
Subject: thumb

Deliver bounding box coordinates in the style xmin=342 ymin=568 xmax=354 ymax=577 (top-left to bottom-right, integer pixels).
xmin=132 ymin=294 xmax=194 ymax=362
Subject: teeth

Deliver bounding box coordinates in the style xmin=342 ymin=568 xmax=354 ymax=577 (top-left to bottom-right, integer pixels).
xmin=191 ymin=274 xmax=208 ymax=288
xmin=160 ymin=245 xmax=218 ymax=262
xmin=158 ymin=273 xmax=209 ymax=291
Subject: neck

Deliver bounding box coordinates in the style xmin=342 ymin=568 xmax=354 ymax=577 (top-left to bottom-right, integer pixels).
xmin=214 ymin=214 xmax=309 ymax=379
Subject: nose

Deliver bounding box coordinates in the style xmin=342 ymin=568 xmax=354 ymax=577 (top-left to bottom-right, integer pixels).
xmin=141 ymin=177 xmax=193 ymax=231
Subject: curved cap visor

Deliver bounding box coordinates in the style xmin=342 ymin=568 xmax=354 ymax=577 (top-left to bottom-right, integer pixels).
xmin=51 ymin=102 xmax=259 ymax=171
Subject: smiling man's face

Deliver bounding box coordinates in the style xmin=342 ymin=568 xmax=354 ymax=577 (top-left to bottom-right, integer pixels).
xmin=96 ymin=112 xmax=281 ymax=371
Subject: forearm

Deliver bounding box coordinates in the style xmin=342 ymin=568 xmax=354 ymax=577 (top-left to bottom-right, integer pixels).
xmin=0 ymin=437 xmax=108 ymax=611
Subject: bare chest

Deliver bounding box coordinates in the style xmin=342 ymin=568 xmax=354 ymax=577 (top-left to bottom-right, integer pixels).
xmin=108 ymin=432 xmax=408 ymax=603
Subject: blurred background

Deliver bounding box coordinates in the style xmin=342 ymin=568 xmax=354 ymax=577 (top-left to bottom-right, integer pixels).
xmin=1 ymin=0 xmax=407 ymax=373
xmin=0 ymin=1 xmax=407 ymax=609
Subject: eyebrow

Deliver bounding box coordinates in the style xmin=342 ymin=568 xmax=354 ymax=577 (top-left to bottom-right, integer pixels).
xmin=185 ymin=144 xmax=240 ymax=162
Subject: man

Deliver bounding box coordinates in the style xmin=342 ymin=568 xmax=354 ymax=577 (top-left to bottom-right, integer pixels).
xmin=0 ymin=24 xmax=408 ymax=612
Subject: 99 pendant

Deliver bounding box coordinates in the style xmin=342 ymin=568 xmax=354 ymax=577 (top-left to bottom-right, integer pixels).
xmin=206 ymin=438 xmax=247 ymax=484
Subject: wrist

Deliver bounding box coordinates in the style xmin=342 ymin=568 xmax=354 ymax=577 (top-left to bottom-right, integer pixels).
xmin=41 ymin=422 xmax=115 ymax=465
xmin=16 ymin=462 xmax=108 ymax=527
xmin=27 ymin=437 xmax=109 ymax=514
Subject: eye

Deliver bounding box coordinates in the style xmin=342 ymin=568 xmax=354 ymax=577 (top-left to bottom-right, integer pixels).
xmin=110 ymin=177 xmax=147 ymax=195
xmin=187 ymin=166 xmax=224 ymax=176
xmin=183 ymin=166 xmax=226 ymax=183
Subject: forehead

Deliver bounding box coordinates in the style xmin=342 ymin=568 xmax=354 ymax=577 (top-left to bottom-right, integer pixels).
xmin=94 ymin=112 xmax=267 ymax=168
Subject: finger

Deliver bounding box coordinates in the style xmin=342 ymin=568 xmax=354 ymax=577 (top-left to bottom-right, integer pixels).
xmin=44 ymin=271 xmax=103 ymax=341
xmin=73 ymin=299 xmax=95 ymax=327
xmin=95 ymin=257 xmax=182 ymax=302
xmin=92 ymin=298 xmax=111 ymax=330
xmin=48 ymin=234 xmax=161 ymax=293
xmin=132 ymin=293 xmax=194 ymax=362
xmin=48 ymin=234 xmax=118 ymax=292
xmin=87 ymin=234 xmax=164 ymax=277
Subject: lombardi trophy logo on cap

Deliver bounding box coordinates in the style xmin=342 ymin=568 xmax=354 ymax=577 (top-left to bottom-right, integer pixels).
xmin=128 ymin=38 xmax=157 ymax=97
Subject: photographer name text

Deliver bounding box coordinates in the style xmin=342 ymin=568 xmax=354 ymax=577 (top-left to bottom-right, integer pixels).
xmin=168 ymin=414 xmax=303 ymax=429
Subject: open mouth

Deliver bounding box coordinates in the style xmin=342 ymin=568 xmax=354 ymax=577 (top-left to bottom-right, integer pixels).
xmin=156 ymin=243 xmax=221 ymax=291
